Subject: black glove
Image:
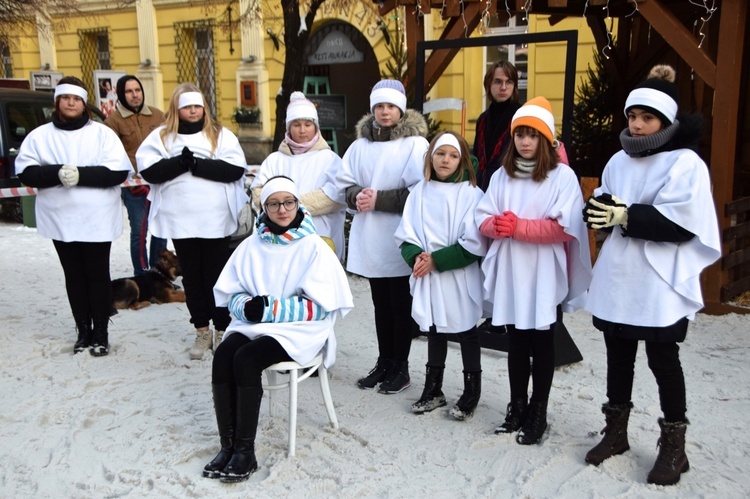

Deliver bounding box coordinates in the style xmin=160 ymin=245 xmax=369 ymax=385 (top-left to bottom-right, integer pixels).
xmin=180 ymin=146 xmax=197 ymax=172
xmin=244 ymin=295 xmax=268 ymax=323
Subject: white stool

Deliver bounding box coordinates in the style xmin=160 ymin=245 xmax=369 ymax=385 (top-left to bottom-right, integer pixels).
xmin=262 ymin=353 xmax=339 ymax=456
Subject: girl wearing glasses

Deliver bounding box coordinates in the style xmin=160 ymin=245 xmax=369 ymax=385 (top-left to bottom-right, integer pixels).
xmin=137 ymin=83 xmax=250 ymax=360
xmin=251 ymin=92 xmax=346 ymax=259
xmin=206 ymin=176 xmax=353 ymax=482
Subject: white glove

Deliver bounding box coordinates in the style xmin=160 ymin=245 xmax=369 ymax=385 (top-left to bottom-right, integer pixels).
xmin=58 ymin=165 xmax=80 ymax=188
xmin=586 ymin=194 xmax=628 ymax=229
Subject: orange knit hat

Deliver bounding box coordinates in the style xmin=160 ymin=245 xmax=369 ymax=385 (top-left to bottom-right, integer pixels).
xmin=510 ymin=96 xmax=555 ymax=144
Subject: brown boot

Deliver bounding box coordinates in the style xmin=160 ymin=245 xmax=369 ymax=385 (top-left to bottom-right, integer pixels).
xmin=585 ymin=402 xmax=632 ymax=465
xmin=647 ymin=418 xmax=690 ymax=485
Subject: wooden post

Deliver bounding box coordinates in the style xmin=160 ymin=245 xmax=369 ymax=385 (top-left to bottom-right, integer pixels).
xmin=580 ymin=177 xmax=599 ymax=263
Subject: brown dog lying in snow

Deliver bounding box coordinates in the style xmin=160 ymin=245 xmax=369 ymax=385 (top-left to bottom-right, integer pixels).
xmin=111 ymin=249 xmax=186 ymax=310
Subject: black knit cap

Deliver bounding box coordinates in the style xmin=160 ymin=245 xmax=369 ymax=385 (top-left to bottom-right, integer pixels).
xmin=625 ymin=65 xmax=679 ymax=125
xmin=116 ymin=75 xmax=145 ymax=114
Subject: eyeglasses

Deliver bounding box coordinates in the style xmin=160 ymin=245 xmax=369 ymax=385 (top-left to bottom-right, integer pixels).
xmin=264 ymin=199 xmax=298 ymax=213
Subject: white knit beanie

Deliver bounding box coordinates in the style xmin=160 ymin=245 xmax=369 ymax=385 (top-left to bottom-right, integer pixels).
xmin=369 ymin=79 xmax=407 ymax=115
xmin=286 ymin=91 xmax=319 ymax=130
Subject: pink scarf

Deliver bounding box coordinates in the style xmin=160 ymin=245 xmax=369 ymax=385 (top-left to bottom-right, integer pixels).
xmin=284 ymin=131 xmax=320 ymax=155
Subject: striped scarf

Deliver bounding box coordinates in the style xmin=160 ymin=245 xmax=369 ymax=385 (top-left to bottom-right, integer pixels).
xmin=257 ymin=207 xmax=317 ymax=245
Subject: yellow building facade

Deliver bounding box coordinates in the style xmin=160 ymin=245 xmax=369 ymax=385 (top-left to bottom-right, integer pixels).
xmin=5 ymin=1 xmax=601 ymax=156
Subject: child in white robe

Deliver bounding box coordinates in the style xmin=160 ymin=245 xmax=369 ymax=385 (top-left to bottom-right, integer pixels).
xmin=476 ymin=96 xmax=591 ymax=445
xmin=251 ymin=91 xmax=346 ymax=259
xmin=205 ymin=176 xmax=353 ymax=483
xmin=15 ymin=76 xmax=132 ymax=357
xmin=395 ymin=131 xmax=487 ymax=420
xmin=137 ymin=83 xmax=250 ymax=360
xmin=335 ymin=79 xmax=429 ymax=394
xmin=582 ymin=65 xmax=721 ymax=486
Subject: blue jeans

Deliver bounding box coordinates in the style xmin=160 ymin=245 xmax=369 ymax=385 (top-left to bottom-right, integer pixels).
xmin=121 ymin=187 xmax=168 ymax=275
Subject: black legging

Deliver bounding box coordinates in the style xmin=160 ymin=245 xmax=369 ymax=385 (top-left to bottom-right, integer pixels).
xmin=53 ymin=240 xmax=112 ymax=320
xmin=426 ymin=326 xmax=481 ymax=372
xmin=604 ymin=332 xmax=687 ymax=422
xmin=172 ymin=237 xmax=231 ymax=331
xmin=507 ymin=325 xmax=555 ymax=404
xmin=212 ymin=333 xmax=292 ymax=387
xmin=368 ymin=276 xmax=416 ymax=362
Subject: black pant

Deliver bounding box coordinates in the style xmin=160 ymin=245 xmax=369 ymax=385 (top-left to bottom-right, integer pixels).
xmin=212 ymin=333 xmax=292 ymax=388
xmin=604 ymin=332 xmax=686 ymax=422
xmin=507 ymin=325 xmax=555 ymax=404
xmin=426 ymin=326 xmax=481 ymax=372
xmin=53 ymin=240 xmax=112 ymax=321
xmin=172 ymin=237 xmax=231 ymax=331
xmin=368 ymin=276 xmax=416 ymax=362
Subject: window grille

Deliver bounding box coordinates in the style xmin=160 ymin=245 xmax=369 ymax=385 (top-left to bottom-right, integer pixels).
xmin=1 ymin=41 xmax=12 ymax=78
xmin=78 ymin=28 xmax=111 ymax=104
xmin=175 ymin=20 xmax=218 ymax=117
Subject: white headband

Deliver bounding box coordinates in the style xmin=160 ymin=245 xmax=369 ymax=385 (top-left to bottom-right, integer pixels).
xmin=370 ymin=88 xmax=407 ymax=115
xmin=54 ymin=84 xmax=88 ymax=102
xmin=433 ymin=133 xmax=462 ymax=154
xmin=261 ymin=177 xmax=299 ymax=206
xmin=624 ymin=88 xmax=678 ymax=124
xmin=178 ymin=92 xmax=204 ymax=109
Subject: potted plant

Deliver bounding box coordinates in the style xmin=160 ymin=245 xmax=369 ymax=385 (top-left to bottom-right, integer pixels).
xmin=233 ymin=106 xmax=261 ymax=125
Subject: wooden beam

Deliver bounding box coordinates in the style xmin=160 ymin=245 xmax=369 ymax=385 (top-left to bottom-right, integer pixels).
xmin=418 ymin=2 xmax=484 ymax=92
xmin=377 ymin=0 xmax=398 ymax=16
xmin=636 ymin=0 xmax=716 ymax=88
xmin=404 ymin=9 xmax=425 ymax=88
xmin=703 ymin=0 xmax=747 ymax=306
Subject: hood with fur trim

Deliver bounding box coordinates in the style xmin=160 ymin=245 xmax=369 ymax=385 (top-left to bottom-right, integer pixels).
xmin=355 ymin=109 xmax=428 ymax=142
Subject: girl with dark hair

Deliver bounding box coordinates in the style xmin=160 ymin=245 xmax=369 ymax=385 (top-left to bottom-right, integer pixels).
xmin=476 ymin=96 xmax=591 ymax=445
xmin=16 ymin=76 xmax=132 ymax=356
xmin=583 ymin=65 xmax=721 ymax=485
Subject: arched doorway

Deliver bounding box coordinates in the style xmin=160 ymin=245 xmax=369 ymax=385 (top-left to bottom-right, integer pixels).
xmin=304 ymin=21 xmax=379 ymax=154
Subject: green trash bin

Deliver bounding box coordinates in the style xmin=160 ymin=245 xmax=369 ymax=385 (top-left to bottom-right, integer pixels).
xmin=21 ymin=195 xmax=36 ymax=228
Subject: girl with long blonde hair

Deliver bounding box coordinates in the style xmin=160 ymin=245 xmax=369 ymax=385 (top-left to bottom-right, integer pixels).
xmin=137 ymin=84 xmax=250 ymax=360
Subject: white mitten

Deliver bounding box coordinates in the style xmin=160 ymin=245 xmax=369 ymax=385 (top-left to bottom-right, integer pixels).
xmin=58 ymin=165 xmax=80 ymax=187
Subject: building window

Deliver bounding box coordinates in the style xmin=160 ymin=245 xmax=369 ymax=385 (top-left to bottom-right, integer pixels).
xmin=484 ymin=15 xmax=529 ymax=102
xmin=78 ymin=28 xmax=111 ymax=103
xmin=1 ymin=41 xmax=12 ymax=78
xmin=175 ymin=20 xmax=218 ymax=117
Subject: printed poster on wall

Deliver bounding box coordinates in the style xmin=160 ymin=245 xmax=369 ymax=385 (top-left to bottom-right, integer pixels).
xmin=93 ymin=70 xmax=126 ymax=119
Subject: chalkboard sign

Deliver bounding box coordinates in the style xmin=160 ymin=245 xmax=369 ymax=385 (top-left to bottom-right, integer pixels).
xmin=308 ymin=95 xmax=347 ymax=129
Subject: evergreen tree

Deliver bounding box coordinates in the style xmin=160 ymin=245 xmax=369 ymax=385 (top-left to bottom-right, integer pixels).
xmin=571 ymin=47 xmax=618 ymax=148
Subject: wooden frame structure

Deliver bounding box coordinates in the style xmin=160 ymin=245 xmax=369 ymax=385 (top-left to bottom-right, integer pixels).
xmin=377 ymin=0 xmax=749 ymax=312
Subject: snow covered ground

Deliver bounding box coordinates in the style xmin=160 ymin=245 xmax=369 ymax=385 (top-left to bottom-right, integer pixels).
xmin=1 ymin=218 xmax=749 ymax=498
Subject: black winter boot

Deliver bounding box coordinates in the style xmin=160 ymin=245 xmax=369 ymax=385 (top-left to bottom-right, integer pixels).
xmin=357 ymin=358 xmax=395 ymax=390
xmin=411 ymin=365 xmax=447 ymax=413
xmin=585 ymin=402 xmax=633 ymax=465
xmin=203 ymin=384 xmax=235 ymax=479
xmin=378 ymin=360 xmax=411 ymax=394
xmin=494 ymin=397 xmax=528 ymax=434
xmin=73 ymin=315 xmax=92 ymax=354
xmin=221 ymin=386 xmax=263 ymax=483
xmin=647 ymin=418 xmax=690 ymax=486
xmin=516 ymin=399 xmax=548 ymax=445
xmin=449 ymin=371 xmax=481 ymax=421
xmin=89 ymin=315 xmax=110 ymax=357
